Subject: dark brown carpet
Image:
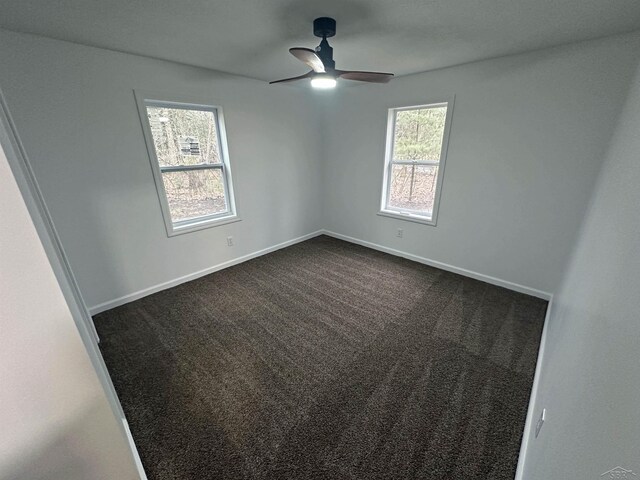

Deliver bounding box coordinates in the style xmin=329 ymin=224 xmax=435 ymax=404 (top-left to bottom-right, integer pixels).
xmin=94 ymin=235 xmax=547 ymax=480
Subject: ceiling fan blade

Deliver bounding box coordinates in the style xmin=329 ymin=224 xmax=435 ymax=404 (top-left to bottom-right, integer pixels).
xmin=269 ymin=71 xmax=314 ymax=85
xmin=337 ymin=70 xmax=394 ymax=83
xmin=289 ymin=48 xmax=325 ymax=73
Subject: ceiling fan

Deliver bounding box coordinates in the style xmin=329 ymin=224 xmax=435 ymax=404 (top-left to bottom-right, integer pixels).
xmin=270 ymin=17 xmax=394 ymax=88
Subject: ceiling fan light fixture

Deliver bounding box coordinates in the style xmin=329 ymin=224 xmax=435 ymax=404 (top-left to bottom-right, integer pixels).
xmin=269 ymin=18 xmax=393 ymax=86
xmin=310 ymin=74 xmax=337 ymax=89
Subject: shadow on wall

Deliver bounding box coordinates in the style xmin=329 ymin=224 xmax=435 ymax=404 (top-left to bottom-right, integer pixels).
xmin=1 ymin=400 xmax=137 ymax=480
xmin=80 ymin=188 xmax=144 ymax=308
xmin=80 ymin=155 xmax=210 ymax=309
xmin=518 ymin=55 xmax=640 ymax=480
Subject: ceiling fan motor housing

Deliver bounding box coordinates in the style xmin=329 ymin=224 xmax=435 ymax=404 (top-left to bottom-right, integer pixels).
xmin=314 ymin=17 xmax=336 ymax=38
xmin=269 ymin=16 xmax=393 ymax=85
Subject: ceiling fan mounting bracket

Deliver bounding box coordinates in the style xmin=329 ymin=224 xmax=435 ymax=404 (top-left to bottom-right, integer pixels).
xmin=313 ymin=17 xmax=336 ymax=38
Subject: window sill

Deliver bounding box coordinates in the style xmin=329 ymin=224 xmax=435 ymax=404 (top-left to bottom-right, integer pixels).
xmin=377 ymin=210 xmax=436 ymax=226
xmin=168 ymin=214 xmax=241 ymax=237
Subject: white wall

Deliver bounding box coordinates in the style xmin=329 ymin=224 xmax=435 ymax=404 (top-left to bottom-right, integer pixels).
xmin=0 ymin=139 xmax=140 ymax=479
xmin=0 ymin=29 xmax=324 ymax=310
xmin=321 ymin=33 xmax=640 ymax=295
xmin=3 ymin=22 xmax=640 ymax=480
xmin=2 ymin=29 xmax=639 ymax=308
xmin=518 ymin=58 xmax=640 ymax=479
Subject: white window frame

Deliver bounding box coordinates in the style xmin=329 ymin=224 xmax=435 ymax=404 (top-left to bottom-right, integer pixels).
xmin=379 ymin=97 xmax=454 ymax=226
xmin=134 ymin=91 xmax=239 ymax=237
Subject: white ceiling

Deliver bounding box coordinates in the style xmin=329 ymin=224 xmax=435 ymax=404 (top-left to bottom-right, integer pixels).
xmin=1 ymin=0 xmax=640 ymax=82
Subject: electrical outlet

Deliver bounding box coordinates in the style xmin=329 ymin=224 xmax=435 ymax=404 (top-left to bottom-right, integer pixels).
xmin=535 ymin=408 xmax=546 ymax=438
xmin=397 ymin=228 xmax=403 ymax=238
xmin=226 ymin=236 xmax=233 ymax=247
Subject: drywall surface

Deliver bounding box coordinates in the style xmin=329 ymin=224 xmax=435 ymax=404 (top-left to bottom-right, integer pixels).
xmin=0 ymin=29 xmax=324 ymax=308
xmin=1 ymin=29 xmax=640 ymax=308
xmin=0 ymin=140 xmax=139 ymax=479
xmin=321 ymin=32 xmax=640 ymax=294
xmin=518 ymin=59 xmax=640 ymax=479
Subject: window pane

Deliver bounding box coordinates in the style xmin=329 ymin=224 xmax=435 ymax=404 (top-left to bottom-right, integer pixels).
xmin=161 ymin=169 xmax=227 ymax=222
xmin=146 ymin=106 xmax=221 ymax=166
xmin=393 ymin=106 xmax=447 ymax=162
xmin=388 ymin=164 xmax=438 ymax=216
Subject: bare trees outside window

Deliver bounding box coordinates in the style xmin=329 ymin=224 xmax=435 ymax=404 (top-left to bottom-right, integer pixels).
xmin=381 ymin=101 xmax=453 ymax=225
xmin=136 ymin=94 xmax=237 ymax=236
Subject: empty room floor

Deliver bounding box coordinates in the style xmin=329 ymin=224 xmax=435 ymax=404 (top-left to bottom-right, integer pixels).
xmin=95 ymin=235 xmax=547 ymax=480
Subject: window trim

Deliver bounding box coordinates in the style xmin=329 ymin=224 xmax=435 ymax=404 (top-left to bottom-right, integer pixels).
xmin=134 ymin=90 xmax=239 ymax=237
xmin=378 ymin=97 xmax=455 ymax=227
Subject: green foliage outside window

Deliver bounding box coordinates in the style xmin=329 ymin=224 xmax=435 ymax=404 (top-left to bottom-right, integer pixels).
xmin=392 ymin=107 xmax=446 ymax=161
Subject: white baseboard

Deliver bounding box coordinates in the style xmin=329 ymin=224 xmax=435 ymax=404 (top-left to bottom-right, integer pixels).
xmin=92 ymin=228 xmax=551 ymax=315
xmin=121 ymin=418 xmax=148 ymax=480
xmin=322 ymin=228 xmax=552 ymax=480
xmin=89 ymin=230 xmax=324 ymax=315
xmin=92 ymin=226 xmax=551 ymax=480
xmin=514 ymin=296 xmax=553 ymax=480
xmin=321 ymin=230 xmax=552 ymax=300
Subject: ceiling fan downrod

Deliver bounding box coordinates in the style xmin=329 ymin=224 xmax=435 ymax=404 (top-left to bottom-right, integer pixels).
xmin=313 ymin=17 xmax=336 ymax=70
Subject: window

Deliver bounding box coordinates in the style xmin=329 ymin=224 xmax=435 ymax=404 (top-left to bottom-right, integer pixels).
xmin=136 ymin=93 xmax=237 ymax=236
xmin=380 ymin=99 xmax=454 ymax=225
